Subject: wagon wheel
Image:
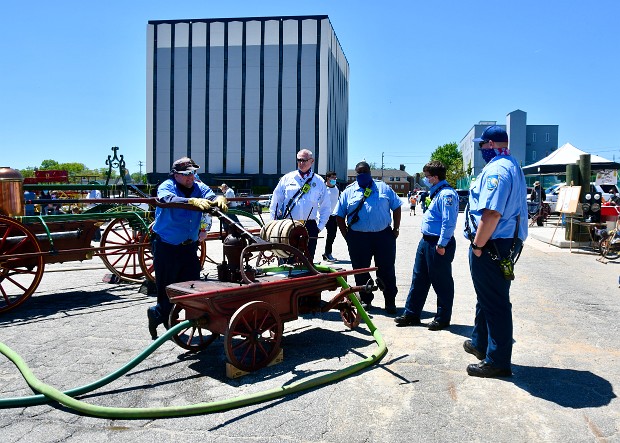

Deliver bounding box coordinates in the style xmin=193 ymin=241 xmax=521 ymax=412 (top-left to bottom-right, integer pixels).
xmin=0 ymin=216 xmax=45 ymax=313
xmin=600 ymin=237 xmax=620 ymax=260
xmin=99 ymin=218 xmax=149 ymax=283
xmin=339 ymin=299 xmax=361 ymax=329
xmin=138 ymin=240 xmax=208 ymax=282
xmin=168 ymin=304 xmax=219 ymax=352
xmin=225 ymin=301 xmax=283 ymax=372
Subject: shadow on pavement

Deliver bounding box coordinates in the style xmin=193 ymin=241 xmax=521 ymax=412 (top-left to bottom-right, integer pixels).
xmin=511 ymin=365 xmax=616 ymax=408
xmin=0 ymin=284 xmax=147 ymax=325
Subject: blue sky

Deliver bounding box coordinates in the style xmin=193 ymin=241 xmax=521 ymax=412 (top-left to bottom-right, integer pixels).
xmin=1 ymin=0 xmax=619 ymax=175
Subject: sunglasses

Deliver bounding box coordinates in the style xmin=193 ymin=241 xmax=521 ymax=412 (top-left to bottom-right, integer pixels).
xmin=478 ymin=141 xmax=489 ymax=149
xmin=175 ymin=170 xmax=195 ymax=176
xmin=296 ymin=158 xmax=311 ymax=164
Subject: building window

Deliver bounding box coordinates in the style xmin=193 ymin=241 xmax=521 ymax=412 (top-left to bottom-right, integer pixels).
xmin=545 ymin=133 xmax=550 ymax=142
xmin=532 ymin=151 xmax=537 ymax=161
xmin=532 ymin=133 xmax=537 ymax=142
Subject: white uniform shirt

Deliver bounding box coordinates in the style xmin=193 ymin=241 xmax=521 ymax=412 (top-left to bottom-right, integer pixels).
xmin=326 ymin=186 xmax=340 ymax=215
xmin=269 ymin=170 xmax=330 ymax=231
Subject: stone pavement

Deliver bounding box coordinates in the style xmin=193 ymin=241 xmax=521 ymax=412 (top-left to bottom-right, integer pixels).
xmin=1 ymin=203 xmax=619 ymax=442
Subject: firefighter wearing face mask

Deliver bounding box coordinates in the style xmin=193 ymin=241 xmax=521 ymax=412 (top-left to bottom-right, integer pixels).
xmin=335 ymin=161 xmax=402 ymax=314
xmin=395 ymin=160 xmax=458 ymax=331
xmin=463 ymin=125 xmax=528 ymax=378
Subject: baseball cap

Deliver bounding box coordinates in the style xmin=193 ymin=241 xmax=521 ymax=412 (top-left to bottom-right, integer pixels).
xmin=219 ymin=183 xmax=228 ymax=189
xmin=473 ymin=125 xmax=508 ymax=143
xmin=171 ymin=157 xmax=199 ymax=173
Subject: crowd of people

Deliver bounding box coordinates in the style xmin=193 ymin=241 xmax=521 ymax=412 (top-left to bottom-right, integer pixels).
xmin=143 ymin=125 xmax=527 ymax=379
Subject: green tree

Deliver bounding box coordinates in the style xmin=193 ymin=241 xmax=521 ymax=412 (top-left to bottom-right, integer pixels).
xmin=40 ymin=159 xmax=60 ymax=170
xmin=429 ymin=142 xmax=465 ymax=188
xmin=20 ymin=167 xmax=36 ymax=178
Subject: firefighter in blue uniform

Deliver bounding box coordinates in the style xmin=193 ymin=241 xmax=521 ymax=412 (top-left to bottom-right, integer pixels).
xmin=146 ymin=157 xmax=228 ymax=339
xmin=395 ymin=160 xmax=458 ymax=330
xmin=464 ymin=126 xmax=528 ymax=378
xmin=335 ymin=161 xmax=402 ymax=314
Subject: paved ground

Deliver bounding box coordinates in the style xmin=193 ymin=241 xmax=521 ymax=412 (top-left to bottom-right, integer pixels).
xmin=1 ymin=204 xmax=619 ymax=442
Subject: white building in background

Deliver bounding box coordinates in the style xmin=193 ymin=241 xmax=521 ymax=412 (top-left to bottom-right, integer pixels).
xmin=146 ymin=15 xmax=349 ymax=189
xmin=459 ymin=109 xmax=559 ymax=177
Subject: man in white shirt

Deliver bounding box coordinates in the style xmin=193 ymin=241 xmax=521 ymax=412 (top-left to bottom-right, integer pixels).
xmin=269 ymin=149 xmax=330 ymax=261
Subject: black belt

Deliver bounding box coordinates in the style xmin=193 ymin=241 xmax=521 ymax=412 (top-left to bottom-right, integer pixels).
xmin=422 ymin=234 xmax=440 ymax=242
xmin=180 ymin=239 xmax=194 ymax=246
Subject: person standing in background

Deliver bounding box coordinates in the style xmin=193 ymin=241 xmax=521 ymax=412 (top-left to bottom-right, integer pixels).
xmin=322 ymin=171 xmax=340 ymax=262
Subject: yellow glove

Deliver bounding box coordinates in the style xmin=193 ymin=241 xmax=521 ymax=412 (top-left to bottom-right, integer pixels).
xmin=214 ymin=196 xmax=228 ymax=212
xmin=188 ymin=198 xmax=213 ymax=211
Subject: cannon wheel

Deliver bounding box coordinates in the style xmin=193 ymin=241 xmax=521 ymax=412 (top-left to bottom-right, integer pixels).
xmin=168 ymin=304 xmax=219 ymax=352
xmin=99 ymin=218 xmax=149 ymax=283
xmin=339 ymin=299 xmax=361 ymax=329
xmin=0 ymin=216 xmax=45 ymax=313
xmin=138 ymin=240 xmax=207 ymax=283
xmin=225 ymin=301 xmax=283 ymax=372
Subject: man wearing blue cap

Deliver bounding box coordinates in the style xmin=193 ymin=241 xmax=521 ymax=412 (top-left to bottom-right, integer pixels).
xmin=463 ymin=125 xmax=528 ymax=378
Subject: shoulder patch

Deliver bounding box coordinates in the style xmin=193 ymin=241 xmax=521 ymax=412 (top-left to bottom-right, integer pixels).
xmin=486 ymin=175 xmax=499 ymax=191
xmin=444 ymin=195 xmax=454 ymax=206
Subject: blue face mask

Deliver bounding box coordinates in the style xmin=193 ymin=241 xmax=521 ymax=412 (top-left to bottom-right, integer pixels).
xmin=356 ymin=172 xmax=373 ymax=188
xmin=422 ymin=177 xmax=432 ymax=188
xmin=481 ymin=148 xmax=497 ymax=163
xmin=329 ymin=179 xmax=337 ymax=186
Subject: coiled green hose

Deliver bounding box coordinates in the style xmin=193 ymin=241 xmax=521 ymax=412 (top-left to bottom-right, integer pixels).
xmin=0 ymin=273 xmax=386 ymax=418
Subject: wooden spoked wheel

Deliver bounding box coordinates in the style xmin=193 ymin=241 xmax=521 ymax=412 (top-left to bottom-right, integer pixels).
xmin=225 ymin=301 xmax=283 ymax=372
xmin=168 ymin=304 xmax=219 ymax=352
xmin=99 ymin=218 xmax=149 ymax=283
xmin=339 ymin=299 xmax=361 ymax=329
xmin=0 ymin=216 xmax=45 ymax=314
xmin=138 ymin=240 xmax=207 ymax=282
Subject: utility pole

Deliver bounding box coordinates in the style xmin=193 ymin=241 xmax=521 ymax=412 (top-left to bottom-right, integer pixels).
xmin=137 ymin=161 xmax=144 ymax=182
xmin=381 ymin=152 xmax=384 ymax=179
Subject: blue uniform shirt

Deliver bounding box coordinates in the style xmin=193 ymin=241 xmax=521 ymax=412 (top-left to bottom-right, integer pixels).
xmin=466 ymin=154 xmax=529 ymax=241
xmin=421 ymin=180 xmax=458 ymax=246
xmin=153 ymin=178 xmax=215 ymax=245
xmin=335 ymin=180 xmax=402 ymax=232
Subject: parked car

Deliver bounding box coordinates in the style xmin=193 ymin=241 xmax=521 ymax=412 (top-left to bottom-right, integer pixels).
xmin=257 ymin=194 xmax=272 ymax=208
xmin=456 ymin=189 xmax=469 ymax=212
xmin=236 ymin=192 xmax=261 ymax=214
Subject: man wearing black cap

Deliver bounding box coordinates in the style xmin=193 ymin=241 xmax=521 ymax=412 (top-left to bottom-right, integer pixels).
xmin=146 ymin=157 xmax=228 ymax=339
xmin=464 ymin=126 xmax=528 ymax=377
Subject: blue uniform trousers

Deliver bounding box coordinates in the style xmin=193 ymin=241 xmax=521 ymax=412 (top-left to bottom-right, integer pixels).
xmin=305 ymin=219 xmax=320 ymax=262
xmin=148 ymin=234 xmax=201 ymax=326
xmin=469 ymin=238 xmax=522 ymax=369
xmin=403 ymin=236 xmax=456 ymax=323
xmin=346 ymin=227 xmax=398 ymax=307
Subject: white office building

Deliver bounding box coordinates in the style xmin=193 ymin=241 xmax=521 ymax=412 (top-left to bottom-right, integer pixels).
xmin=146 ymin=15 xmax=349 ymax=188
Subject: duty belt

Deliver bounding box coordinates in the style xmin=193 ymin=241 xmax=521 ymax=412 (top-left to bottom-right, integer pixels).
xmin=422 ymin=234 xmax=440 ymax=242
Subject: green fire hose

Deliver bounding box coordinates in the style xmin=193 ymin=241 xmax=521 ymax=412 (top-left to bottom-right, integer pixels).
xmin=0 ymin=274 xmax=386 ymax=419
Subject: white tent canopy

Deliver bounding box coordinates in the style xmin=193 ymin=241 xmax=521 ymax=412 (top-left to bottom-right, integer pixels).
xmin=522 ymin=142 xmax=620 ymax=175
